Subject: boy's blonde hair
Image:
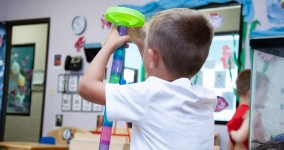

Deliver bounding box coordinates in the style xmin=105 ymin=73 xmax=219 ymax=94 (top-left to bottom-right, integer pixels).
xmin=147 ymin=8 xmax=214 ymax=78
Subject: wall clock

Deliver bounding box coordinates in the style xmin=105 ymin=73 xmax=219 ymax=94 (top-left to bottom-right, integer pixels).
xmin=71 ymin=15 xmax=86 ymax=35
xmin=62 ymin=128 xmax=72 ymax=141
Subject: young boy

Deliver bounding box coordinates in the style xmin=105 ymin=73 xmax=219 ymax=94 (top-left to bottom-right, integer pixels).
xmin=227 ymin=69 xmax=251 ymax=150
xmin=78 ymin=8 xmax=216 ymax=149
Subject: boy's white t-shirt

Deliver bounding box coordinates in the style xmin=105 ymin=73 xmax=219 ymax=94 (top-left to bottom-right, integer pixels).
xmin=106 ymin=76 xmax=217 ymax=150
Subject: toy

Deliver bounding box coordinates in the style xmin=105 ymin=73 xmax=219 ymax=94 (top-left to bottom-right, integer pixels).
xmin=99 ymin=7 xmax=144 ymax=150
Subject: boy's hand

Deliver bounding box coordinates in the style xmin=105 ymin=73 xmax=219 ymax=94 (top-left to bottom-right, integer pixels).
xmin=78 ymin=26 xmax=130 ymax=105
xmin=103 ymin=26 xmax=130 ymax=52
xmin=128 ymin=27 xmax=146 ymax=49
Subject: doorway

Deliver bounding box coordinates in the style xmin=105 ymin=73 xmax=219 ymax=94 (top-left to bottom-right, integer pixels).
xmin=0 ymin=18 xmax=50 ymax=142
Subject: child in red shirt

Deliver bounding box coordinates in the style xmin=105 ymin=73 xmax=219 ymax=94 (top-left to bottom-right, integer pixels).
xmin=227 ymin=69 xmax=251 ymax=150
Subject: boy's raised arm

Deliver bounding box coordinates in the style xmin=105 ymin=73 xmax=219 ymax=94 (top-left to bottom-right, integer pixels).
xmin=78 ymin=26 xmax=130 ymax=105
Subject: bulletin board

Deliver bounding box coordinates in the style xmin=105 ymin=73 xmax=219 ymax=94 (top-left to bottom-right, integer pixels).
xmin=193 ymin=34 xmax=239 ymax=123
xmin=58 ymin=74 xmax=103 ymax=112
xmin=193 ymin=3 xmax=242 ymax=124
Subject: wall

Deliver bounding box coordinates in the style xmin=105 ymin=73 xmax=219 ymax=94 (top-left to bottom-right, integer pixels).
xmin=252 ymin=0 xmax=272 ymax=31
xmin=0 ymin=0 xmax=154 ymax=137
xmin=4 ymin=24 xmax=48 ymax=141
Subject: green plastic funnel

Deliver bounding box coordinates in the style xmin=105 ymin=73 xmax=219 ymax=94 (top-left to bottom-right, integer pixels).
xmin=105 ymin=6 xmax=145 ymax=27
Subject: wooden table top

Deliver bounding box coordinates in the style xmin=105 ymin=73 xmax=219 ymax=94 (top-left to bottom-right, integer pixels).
xmin=0 ymin=141 xmax=68 ymax=150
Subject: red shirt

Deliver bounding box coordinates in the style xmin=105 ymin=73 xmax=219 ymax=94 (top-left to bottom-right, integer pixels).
xmin=227 ymin=104 xmax=249 ymax=149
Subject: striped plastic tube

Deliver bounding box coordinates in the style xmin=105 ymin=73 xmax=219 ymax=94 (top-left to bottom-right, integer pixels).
xmin=99 ymin=26 xmax=128 ymax=150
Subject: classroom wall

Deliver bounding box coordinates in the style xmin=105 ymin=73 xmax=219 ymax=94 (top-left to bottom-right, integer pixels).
xmin=0 ymin=0 xmax=273 ymax=150
xmin=0 ymin=0 xmax=153 ymax=136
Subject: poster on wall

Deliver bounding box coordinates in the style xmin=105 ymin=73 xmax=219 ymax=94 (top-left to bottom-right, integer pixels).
xmin=82 ymin=99 xmax=92 ymax=112
xmin=72 ymin=94 xmax=82 ymax=111
xmin=92 ymin=103 xmax=103 ymax=112
xmin=54 ymin=54 xmax=61 ymax=67
xmin=68 ymin=75 xmax=78 ymax=92
xmin=6 ymin=44 xmax=35 ymax=115
xmin=62 ymin=94 xmax=72 ymax=111
xmin=215 ymin=71 xmax=226 ymax=88
xmin=58 ymin=74 xmax=67 ymax=92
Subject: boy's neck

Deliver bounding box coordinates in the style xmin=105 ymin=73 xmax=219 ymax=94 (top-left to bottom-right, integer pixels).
xmin=148 ymin=58 xmax=180 ymax=82
xmin=150 ymin=71 xmax=178 ymax=82
xmin=239 ymin=95 xmax=250 ymax=106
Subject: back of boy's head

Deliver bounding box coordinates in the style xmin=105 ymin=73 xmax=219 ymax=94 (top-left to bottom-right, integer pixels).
xmin=147 ymin=8 xmax=214 ymax=78
xmin=236 ymin=69 xmax=251 ymax=96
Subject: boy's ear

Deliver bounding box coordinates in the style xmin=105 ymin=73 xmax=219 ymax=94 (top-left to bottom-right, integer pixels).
xmin=148 ymin=48 xmax=159 ymax=69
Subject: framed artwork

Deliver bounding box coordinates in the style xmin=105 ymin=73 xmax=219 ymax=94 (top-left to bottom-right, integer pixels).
xmin=58 ymin=74 xmax=67 ymax=92
xmin=55 ymin=114 xmax=63 ymax=127
xmin=67 ymin=75 xmax=78 ymax=92
xmin=215 ymin=71 xmax=226 ymax=88
xmin=82 ymin=99 xmax=92 ymax=112
xmin=72 ymin=94 xmax=82 ymax=111
xmin=62 ymin=94 xmax=72 ymax=111
xmin=6 ymin=44 xmax=35 ymax=115
xmin=92 ymin=103 xmax=103 ymax=112
xmin=54 ymin=54 xmax=61 ymax=67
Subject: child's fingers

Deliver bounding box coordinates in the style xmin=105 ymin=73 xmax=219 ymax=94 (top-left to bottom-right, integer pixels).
xmin=106 ymin=26 xmax=130 ymax=49
xmin=110 ymin=26 xmax=119 ymax=34
xmin=120 ymin=35 xmax=130 ymax=44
